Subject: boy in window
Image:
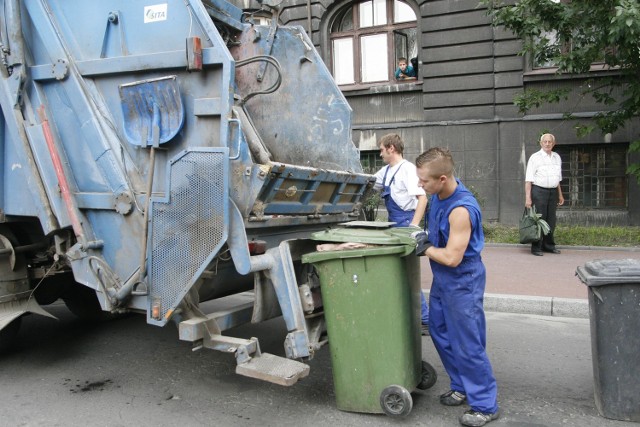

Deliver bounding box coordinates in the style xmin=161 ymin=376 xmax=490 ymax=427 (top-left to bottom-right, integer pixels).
xmin=395 ymin=57 xmax=416 ymax=80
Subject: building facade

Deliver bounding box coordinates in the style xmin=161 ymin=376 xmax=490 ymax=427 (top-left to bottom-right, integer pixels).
xmin=235 ymin=0 xmax=640 ymax=225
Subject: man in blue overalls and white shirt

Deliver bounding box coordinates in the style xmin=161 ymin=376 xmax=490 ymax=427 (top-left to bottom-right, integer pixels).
xmin=373 ymin=133 xmax=430 ymax=334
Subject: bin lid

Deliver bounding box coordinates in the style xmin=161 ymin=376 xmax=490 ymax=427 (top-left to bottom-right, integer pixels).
xmin=309 ymin=226 xmax=416 ymax=246
xmin=302 ymin=244 xmax=409 ymax=264
xmin=576 ymin=258 xmax=640 ymax=287
xmin=338 ymin=220 xmax=396 ymax=228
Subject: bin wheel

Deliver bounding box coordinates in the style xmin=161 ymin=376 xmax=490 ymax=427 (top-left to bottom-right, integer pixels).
xmin=417 ymin=361 xmax=437 ymax=390
xmin=379 ymin=385 xmax=413 ymax=417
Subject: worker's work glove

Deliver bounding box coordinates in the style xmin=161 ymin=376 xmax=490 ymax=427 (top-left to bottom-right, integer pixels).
xmin=411 ymin=230 xmax=432 ymax=256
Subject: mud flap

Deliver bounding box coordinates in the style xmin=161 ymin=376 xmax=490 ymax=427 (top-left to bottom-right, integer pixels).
xmin=0 ymin=298 xmax=57 ymax=331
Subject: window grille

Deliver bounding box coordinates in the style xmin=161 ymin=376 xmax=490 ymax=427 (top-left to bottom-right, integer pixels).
xmin=556 ymin=143 xmax=628 ymax=209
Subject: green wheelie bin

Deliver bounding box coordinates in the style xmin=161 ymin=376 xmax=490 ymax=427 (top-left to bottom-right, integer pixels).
xmin=302 ymin=225 xmax=437 ymax=417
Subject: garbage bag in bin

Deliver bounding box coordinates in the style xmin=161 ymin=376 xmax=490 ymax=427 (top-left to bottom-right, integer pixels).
xmin=302 ymin=226 xmax=436 ymax=416
xmin=576 ymin=258 xmax=640 ymax=422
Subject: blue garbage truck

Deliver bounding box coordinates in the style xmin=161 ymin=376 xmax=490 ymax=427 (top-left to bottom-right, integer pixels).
xmin=0 ymin=0 xmax=373 ymax=385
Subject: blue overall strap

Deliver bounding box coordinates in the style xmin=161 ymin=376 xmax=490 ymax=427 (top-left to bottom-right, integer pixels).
xmin=383 ymin=160 xmax=406 ymax=188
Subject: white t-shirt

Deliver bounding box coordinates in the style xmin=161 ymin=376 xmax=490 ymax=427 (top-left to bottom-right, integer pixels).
xmin=525 ymin=149 xmax=562 ymax=188
xmin=374 ymin=160 xmax=426 ymax=211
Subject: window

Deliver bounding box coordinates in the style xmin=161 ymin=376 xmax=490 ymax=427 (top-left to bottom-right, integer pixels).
xmin=556 ymin=144 xmax=628 ymax=209
xmin=330 ymin=0 xmax=418 ymax=86
xmin=532 ymin=0 xmax=567 ymax=68
xmin=243 ymin=10 xmax=273 ymax=26
xmin=533 ymin=28 xmax=563 ymax=69
xmin=360 ymin=150 xmax=384 ymax=174
xmin=531 ymin=0 xmax=615 ymax=70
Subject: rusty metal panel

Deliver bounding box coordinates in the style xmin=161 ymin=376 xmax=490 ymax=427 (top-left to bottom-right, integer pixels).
xmin=230 ymin=26 xmax=363 ymax=173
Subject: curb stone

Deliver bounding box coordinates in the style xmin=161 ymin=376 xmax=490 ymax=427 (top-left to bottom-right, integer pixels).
xmin=485 ymin=242 xmax=640 ymax=252
xmin=422 ymin=291 xmax=589 ymax=319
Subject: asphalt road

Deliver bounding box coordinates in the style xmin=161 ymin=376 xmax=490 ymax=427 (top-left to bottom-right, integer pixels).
xmin=0 ymin=302 xmax=632 ymax=427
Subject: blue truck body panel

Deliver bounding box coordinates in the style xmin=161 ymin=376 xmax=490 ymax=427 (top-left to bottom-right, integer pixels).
xmin=0 ymin=0 xmax=375 ymax=382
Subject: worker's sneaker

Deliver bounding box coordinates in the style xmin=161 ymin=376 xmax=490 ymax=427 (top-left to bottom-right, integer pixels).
xmin=440 ymin=390 xmax=466 ymax=406
xmin=459 ymin=409 xmax=500 ymax=427
xmin=421 ymin=323 xmax=430 ymax=336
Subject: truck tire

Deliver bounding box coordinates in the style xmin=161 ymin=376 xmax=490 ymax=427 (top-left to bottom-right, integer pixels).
xmin=62 ymin=283 xmax=113 ymax=322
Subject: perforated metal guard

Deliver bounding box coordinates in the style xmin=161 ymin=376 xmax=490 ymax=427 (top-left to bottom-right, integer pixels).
xmin=148 ymin=149 xmax=228 ymax=326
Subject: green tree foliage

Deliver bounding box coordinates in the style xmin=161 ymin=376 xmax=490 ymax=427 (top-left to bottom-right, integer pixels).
xmin=480 ymin=0 xmax=640 ymax=181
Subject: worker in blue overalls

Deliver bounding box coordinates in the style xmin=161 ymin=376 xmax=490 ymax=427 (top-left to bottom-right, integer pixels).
xmin=373 ymin=134 xmax=430 ymax=334
xmin=415 ymin=147 xmax=499 ymax=427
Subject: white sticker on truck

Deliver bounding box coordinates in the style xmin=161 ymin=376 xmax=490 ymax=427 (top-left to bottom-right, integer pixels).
xmin=144 ymin=4 xmax=168 ymax=23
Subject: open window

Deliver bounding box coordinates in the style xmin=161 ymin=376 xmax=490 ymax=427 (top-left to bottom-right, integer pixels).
xmin=329 ymin=0 xmax=418 ymax=87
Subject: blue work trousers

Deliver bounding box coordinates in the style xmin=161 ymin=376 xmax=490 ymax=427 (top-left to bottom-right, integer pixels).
xmin=429 ymin=256 xmax=498 ymax=414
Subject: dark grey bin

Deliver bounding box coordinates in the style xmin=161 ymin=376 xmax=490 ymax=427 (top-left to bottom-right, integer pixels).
xmin=576 ymin=258 xmax=640 ymax=422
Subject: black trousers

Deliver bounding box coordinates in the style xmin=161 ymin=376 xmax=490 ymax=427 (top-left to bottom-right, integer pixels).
xmin=531 ymin=185 xmax=558 ymax=253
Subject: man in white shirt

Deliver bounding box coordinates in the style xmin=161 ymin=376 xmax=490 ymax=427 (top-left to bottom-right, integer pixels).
xmin=374 ymin=134 xmax=430 ymax=333
xmin=525 ymin=133 xmax=565 ymax=256
xmin=374 ymin=134 xmax=427 ymax=227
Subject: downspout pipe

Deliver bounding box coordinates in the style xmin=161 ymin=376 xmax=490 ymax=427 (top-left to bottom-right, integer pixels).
xmin=306 ymin=0 xmax=312 ymax=36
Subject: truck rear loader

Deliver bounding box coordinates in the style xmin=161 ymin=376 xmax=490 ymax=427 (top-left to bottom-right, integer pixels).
xmin=0 ymin=0 xmax=374 ymax=386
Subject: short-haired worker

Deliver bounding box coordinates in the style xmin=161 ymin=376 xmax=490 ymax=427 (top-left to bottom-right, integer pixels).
xmin=415 ymin=147 xmax=499 ymax=427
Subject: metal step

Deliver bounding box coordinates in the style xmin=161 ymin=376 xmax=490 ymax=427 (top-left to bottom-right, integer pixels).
xmin=236 ymin=352 xmax=310 ymax=386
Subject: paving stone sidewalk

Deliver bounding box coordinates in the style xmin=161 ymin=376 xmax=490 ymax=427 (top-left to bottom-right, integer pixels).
xmin=420 ymin=244 xmax=640 ymax=318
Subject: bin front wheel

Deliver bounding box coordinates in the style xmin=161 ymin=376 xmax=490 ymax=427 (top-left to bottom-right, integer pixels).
xmin=417 ymin=361 xmax=437 ymax=390
xmin=380 ymin=385 xmax=413 ymax=417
